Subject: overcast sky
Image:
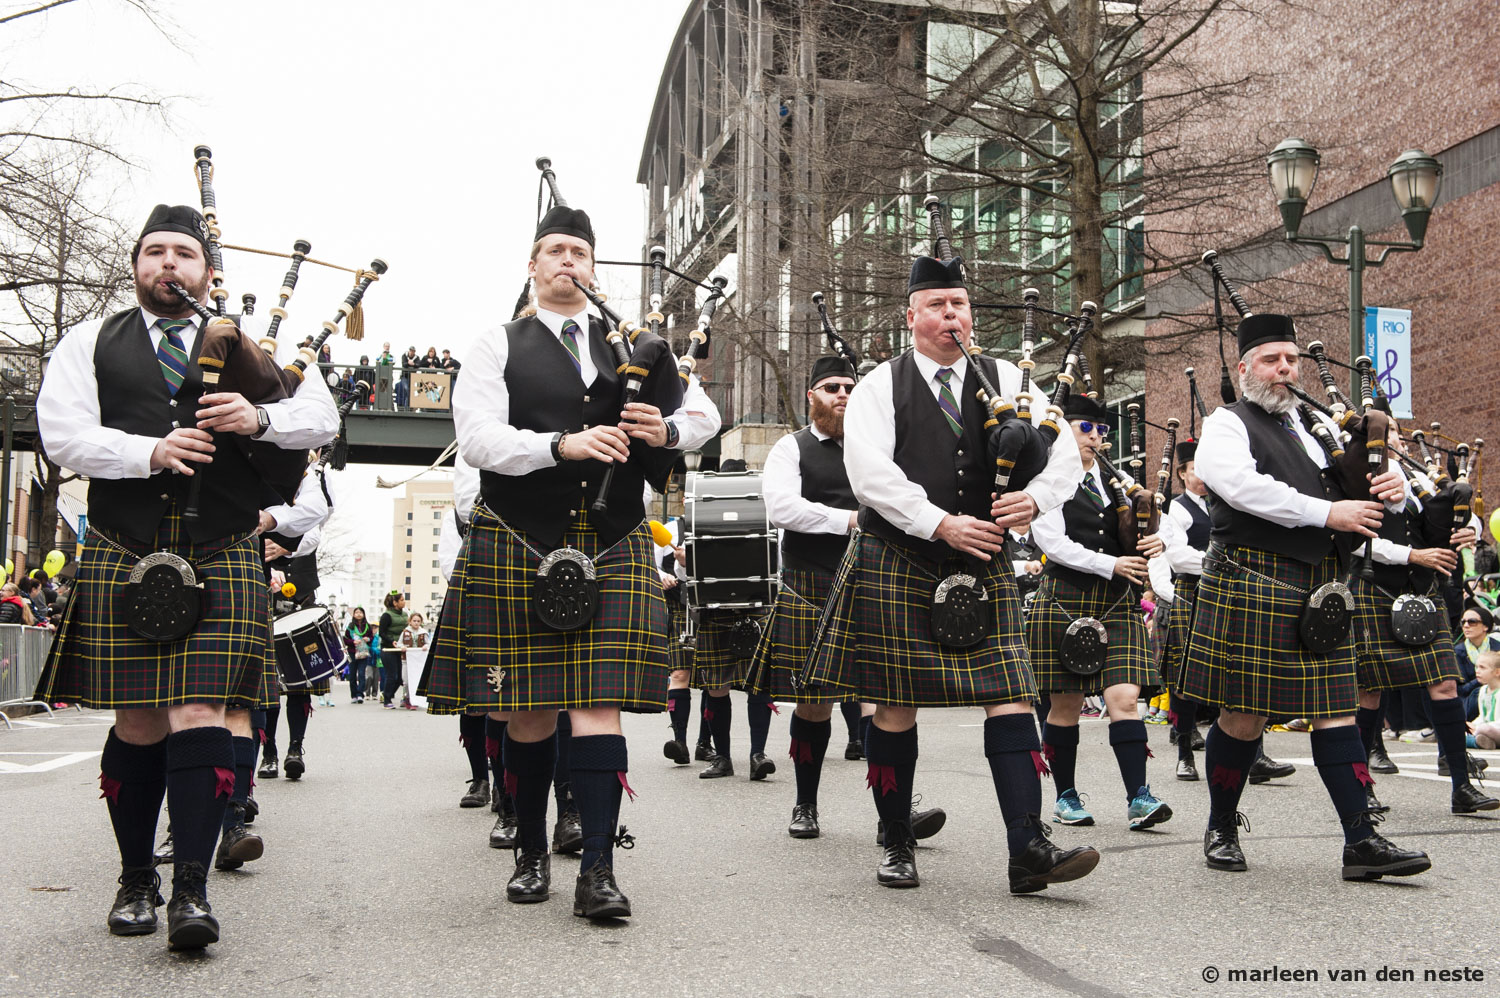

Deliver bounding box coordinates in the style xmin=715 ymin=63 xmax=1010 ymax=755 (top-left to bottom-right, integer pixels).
xmin=9 ymin=0 xmax=687 ymax=575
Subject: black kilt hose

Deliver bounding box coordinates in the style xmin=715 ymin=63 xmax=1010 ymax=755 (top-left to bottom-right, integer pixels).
xmin=800 ymin=533 xmax=1036 ymax=707
xmin=690 ymin=609 xmax=770 ymax=690
xmin=1178 ymin=545 xmax=1358 ymax=719
xmin=1156 ymin=575 xmax=1198 ymax=687
xmin=34 ymin=507 xmax=270 ymax=710
xmin=1027 ymin=573 xmax=1152 ymax=694
xmin=420 ymin=505 xmax=670 ymax=715
xmin=1352 ymin=577 xmax=1458 ymax=691
xmin=744 ymin=565 xmax=846 ymax=703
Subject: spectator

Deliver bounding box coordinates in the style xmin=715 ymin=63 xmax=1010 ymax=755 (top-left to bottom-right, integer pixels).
xmin=301 ymin=335 xmax=315 ymax=350
xmin=378 ymin=341 xmax=394 ymax=365
xmin=423 ymin=346 xmax=440 ymax=369
xmin=18 ymin=576 xmax=48 ymax=620
xmin=319 ymin=343 xmax=333 ymax=366
xmin=1473 ymin=651 xmax=1500 ymax=749
xmin=342 ymin=606 xmax=374 ymax=703
xmin=440 ymin=349 xmax=461 ymax=373
xmin=399 ymin=612 xmax=429 ymax=710
xmin=340 ymin=367 xmax=358 ymax=392
xmin=0 ymin=582 xmax=34 ymax=625
xmin=1456 ymin=605 xmax=1499 ymax=717
xmin=355 ymin=355 xmax=376 ymax=408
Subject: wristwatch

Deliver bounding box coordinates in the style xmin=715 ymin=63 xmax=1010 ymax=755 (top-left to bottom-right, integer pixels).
xmin=664 ymin=419 xmax=680 ymax=449
xmin=252 ymin=406 xmax=271 ymax=438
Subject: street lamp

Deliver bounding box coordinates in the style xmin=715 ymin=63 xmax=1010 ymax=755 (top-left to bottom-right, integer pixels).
xmin=1267 ymin=137 xmax=1442 ymax=396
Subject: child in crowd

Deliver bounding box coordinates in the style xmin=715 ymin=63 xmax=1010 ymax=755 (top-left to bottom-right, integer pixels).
xmin=1472 ymin=651 xmax=1500 ymax=750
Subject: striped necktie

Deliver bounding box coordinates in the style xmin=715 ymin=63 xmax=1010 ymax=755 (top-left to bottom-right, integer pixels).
xmin=560 ymin=318 xmax=582 ymax=374
xmin=1082 ymin=471 xmax=1107 ymax=508
xmin=1279 ymin=412 xmax=1303 ymax=442
xmin=156 ymin=319 xmax=191 ymax=393
xmin=935 ymin=367 xmax=963 ymax=436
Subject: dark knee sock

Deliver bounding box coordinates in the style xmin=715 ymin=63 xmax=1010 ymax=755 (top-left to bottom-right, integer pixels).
xmin=222 ymin=735 xmax=257 ymax=830
xmin=1041 ymin=722 xmax=1079 ymax=799
xmin=1174 ymin=698 xmax=1199 ymax=761
xmin=747 ymin=693 xmax=774 ymax=756
xmin=864 ymin=723 xmax=917 ymax=840
xmin=164 ymin=726 xmax=235 ymax=890
xmin=99 ymin=729 xmax=167 ymax=870
xmin=1355 ymin=704 xmax=1383 ymax=756
xmin=262 ymin=703 xmax=281 ymax=754
xmin=859 ymin=713 xmax=872 ymax=749
xmin=1311 ymin=725 xmax=1377 ymax=842
xmin=667 ymin=688 xmax=690 ymax=744
xmin=788 ymin=714 xmax=832 ymax=806
xmin=570 ymin=734 xmax=629 ymax=873
xmin=485 ymin=717 xmax=507 ymax=783
xmin=706 ymin=694 xmax=733 ymax=758
xmin=1429 ymin=696 xmax=1473 ymax=790
xmin=1204 ymin=723 xmax=1259 ymax=828
xmin=840 ymin=700 xmax=862 ymax=741
xmin=1108 ymin=719 xmax=1150 ymax=801
xmin=459 ymin=713 xmax=487 ymax=783
xmin=285 ymin=693 xmax=311 ymax=747
xmin=696 ymin=691 xmax=712 ymax=746
xmin=504 ymin=730 xmax=557 ymax=853
xmin=984 ymin=714 xmax=1046 ymax=855
xmin=553 ymin=712 xmax=573 ymax=812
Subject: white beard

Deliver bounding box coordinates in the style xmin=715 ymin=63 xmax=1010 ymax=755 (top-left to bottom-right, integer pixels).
xmin=1240 ymin=372 xmax=1295 ymax=415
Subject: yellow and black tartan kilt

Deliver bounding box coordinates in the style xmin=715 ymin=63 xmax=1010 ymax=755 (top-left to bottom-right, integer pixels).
xmin=1352 ymin=578 xmax=1459 ymax=691
xmin=34 ymin=508 xmax=270 ymax=710
xmin=419 ymin=507 xmax=670 ymax=715
xmin=667 ymin=601 xmax=694 ymax=674
xmin=1156 ymin=575 xmax=1199 ymax=687
xmin=416 ymin=540 xmax=466 ymax=698
xmin=800 ymin=533 xmax=1036 ymax=707
xmin=1179 ymin=546 xmax=1358 ymax=719
xmin=1026 ymin=574 xmax=1152 ymax=694
xmin=744 ymin=565 xmax=845 ymax=703
xmin=690 ymin=609 xmax=770 ymax=690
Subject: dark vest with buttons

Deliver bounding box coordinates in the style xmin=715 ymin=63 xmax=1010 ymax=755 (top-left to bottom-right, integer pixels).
xmin=782 ymin=426 xmax=856 ymax=573
xmin=87 ymin=308 xmax=264 ymax=543
xmin=1369 ymin=498 xmax=1435 ymax=594
xmin=1172 ymin=493 xmax=1212 ymax=582
xmin=1206 ymin=400 xmax=1344 ymax=566
xmin=479 ymin=315 xmax=647 ymax=549
xmin=1045 ymin=472 xmax=1125 ymax=590
xmin=858 ymin=350 xmax=995 ymax=562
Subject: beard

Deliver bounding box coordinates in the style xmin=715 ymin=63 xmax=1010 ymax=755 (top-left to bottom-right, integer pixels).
xmin=136 ymin=269 xmax=209 ymax=316
xmin=1240 ymin=370 xmax=1295 ymax=415
xmin=809 ymin=393 xmax=844 ymax=438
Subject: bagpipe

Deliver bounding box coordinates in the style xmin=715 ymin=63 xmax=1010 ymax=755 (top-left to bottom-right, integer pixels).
xmin=812 ymin=290 xmax=860 ymax=374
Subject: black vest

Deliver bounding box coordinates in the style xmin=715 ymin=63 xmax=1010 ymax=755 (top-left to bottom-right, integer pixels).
xmin=781 ymin=427 xmax=856 ymax=572
xmin=1207 ymin=401 xmax=1343 ymax=566
xmin=1045 ymin=473 xmax=1125 ymax=590
xmin=1369 ymin=499 xmax=1435 ymax=594
xmin=479 ymin=315 xmax=646 ymax=549
xmin=84 ymin=308 xmax=263 ymax=543
xmin=859 ymin=351 xmax=997 ymax=562
xmin=1176 ymin=493 xmax=1212 ymax=552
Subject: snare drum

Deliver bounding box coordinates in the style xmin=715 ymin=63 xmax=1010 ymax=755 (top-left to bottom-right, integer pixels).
xmin=684 ymin=471 xmax=779 ymax=611
xmin=273 ymin=606 xmax=348 ymax=689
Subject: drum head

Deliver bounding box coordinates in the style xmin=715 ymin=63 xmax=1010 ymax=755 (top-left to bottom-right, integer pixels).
xmin=274 ymin=606 xmax=331 ymax=636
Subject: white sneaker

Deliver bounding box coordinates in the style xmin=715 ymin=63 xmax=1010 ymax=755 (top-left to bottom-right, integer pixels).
xmin=1398 ymin=730 xmax=1424 ymax=743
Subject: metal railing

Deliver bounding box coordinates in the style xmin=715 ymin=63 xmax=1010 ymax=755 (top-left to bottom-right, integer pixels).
xmin=0 ymin=623 xmax=55 ymax=727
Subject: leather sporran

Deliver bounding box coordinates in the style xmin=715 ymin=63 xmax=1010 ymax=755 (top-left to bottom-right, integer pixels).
xmin=1389 ymin=593 xmax=1443 ymax=647
xmin=930 ymin=573 xmax=989 ymax=649
xmin=1059 ymin=617 xmax=1108 ymax=676
xmin=122 ymin=552 xmax=205 ymax=642
xmin=728 ymin=615 xmax=764 ymax=659
xmin=533 ymin=547 xmax=598 ymax=632
xmin=1299 ymin=580 xmax=1353 ymax=653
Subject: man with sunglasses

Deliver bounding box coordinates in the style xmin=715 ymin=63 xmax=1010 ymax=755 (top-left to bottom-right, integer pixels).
xmin=1028 ymin=395 xmax=1171 ymax=831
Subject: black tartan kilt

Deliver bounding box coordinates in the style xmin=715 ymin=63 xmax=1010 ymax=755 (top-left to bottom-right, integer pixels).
xmin=800 ymin=532 xmax=1036 ymax=707
xmin=1157 ymin=575 xmax=1199 ymax=687
xmin=667 ymin=601 xmax=694 ymax=673
xmin=33 ymin=507 xmax=270 ymax=710
xmin=419 ymin=507 xmax=670 ymax=715
xmin=1352 ymin=578 xmax=1458 ymax=691
xmin=1026 ymin=573 xmax=1152 ymax=694
xmin=744 ymin=565 xmax=845 ymax=703
xmin=690 ymin=609 xmax=770 ymax=690
xmin=1179 ymin=546 xmax=1358 ymax=719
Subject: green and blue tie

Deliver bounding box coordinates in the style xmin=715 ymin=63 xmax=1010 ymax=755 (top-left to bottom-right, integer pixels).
xmin=1082 ymin=472 xmax=1107 ymax=508
xmin=156 ymin=318 xmax=191 ymax=393
xmin=936 ymin=367 xmax=963 ymax=437
xmin=561 ymin=319 xmax=582 ymax=374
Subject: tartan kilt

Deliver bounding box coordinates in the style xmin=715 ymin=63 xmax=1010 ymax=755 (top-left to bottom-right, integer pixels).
xmin=34 ymin=508 xmax=270 ymax=710
xmin=419 ymin=507 xmax=669 ymax=715
xmin=1352 ymin=578 xmax=1458 ymax=691
xmin=417 ymin=541 xmax=467 ymax=699
xmin=1027 ymin=574 xmax=1152 ymax=694
xmin=1178 ymin=546 xmax=1358 ymax=719
xmin=800 ymin=532 xmax=1036 ymax=707
xmin=744 ymin=565 xmax=845 ymax=703
xmin=690 ymin=609 xmax=770 ymax=690
xmin=666 ymin=601 xmax=694 ymax=674
xmin=1157 ymin=575 xmax=1199 ymax=687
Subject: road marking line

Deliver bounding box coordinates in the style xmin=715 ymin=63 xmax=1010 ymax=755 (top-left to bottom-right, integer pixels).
xmin=0 ymin=751 xmax=100 ymax=774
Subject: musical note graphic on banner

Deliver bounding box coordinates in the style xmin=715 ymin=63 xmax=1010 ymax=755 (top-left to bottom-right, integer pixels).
xmin=1379 ymin=348 xmax=1404 ymax=402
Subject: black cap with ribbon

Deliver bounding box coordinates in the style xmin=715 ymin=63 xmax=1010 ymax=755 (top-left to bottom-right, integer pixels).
xmin=1235 ymin=313 xmax=1296 ymax=357
xmin=535 ymin=205 xmax=596 ymax=247
xmin=1062 ymin=393 xmax=1111 ymax=425
xmin=907 ymin=255 xmax=966 ymax=294
xmin=1175 ymin=439 xmax=1198 ymax=465
xmin=808 ymin=355 xmax=857 ymax=390
xmin=135 ymin=204 xmax=213 ymax=262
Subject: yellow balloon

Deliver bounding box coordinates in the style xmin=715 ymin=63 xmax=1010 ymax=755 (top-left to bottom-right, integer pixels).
xmin=1489 ymin=507 xmax=1500 ymax=543
xmin=44 ymin=549 xmax=65 ymax=574
xmin=648 ymin=520 xmax=674 ymax=548
xmin=0 ymin=570 xmax=7 ymax=586
xmin=3 ymin=559 xmax=11 ymax=577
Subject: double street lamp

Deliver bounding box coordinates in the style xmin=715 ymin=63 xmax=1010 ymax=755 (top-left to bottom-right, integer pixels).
xmin=1266 ymin=138 xmax=1443 ymax=396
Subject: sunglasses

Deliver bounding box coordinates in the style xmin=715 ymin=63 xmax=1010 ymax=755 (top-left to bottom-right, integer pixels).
xmin=1462 ymin=618 xmax=1484 ymax=625
xmin=815 ymin=383 xmax=855 ymax=396
xmin=1076 ymin=420 xmax=1111 ymax=435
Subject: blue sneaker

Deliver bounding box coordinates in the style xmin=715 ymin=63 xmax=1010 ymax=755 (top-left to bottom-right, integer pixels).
xmin=1052 ymin=789 xmax=1094 ymax=826
xmin=1127 ymin=785 xmax=1173 ymax=831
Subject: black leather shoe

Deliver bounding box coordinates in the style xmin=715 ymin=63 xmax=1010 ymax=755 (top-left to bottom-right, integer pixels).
xmin=213 ymin=805 xmax=264 ymax=871
xmin=242 ymin=795 xmax=259 ymax=825
xmin=663 ymin=739 xmax=690 ymax=765
xmin=257 ymin=750 xmax=278 ymax=780
xmin=1365 ymin=785 xmax=1391 ymax=815
xmin=506 ymin=848 xmax=551 ymax=903
xmin=459 ymin=778 xmax=489 ymax=808
xmin=166 ymin=863 xmax=219 ymax=950
xmin=877 ymin=799 xmax=947 ymax=844
xmin=1438 ymin=755 xmax=1489 ymax=778
xmin=1453 ymin=783 xmax=1500 ymax=814
xmin=1368 ymin=741 xmax=1399 ymax=774
xmin=108 ymin=866 xmax=163 ymax=936
xmin=283 ymin=742 xmax=305 ymax=781
xmin=1176 ymin=758 xmax=1200 ymax=781
xmin=1007 ymin=827 xmax=1101 ymax=894
xmin=1341 ymin=831 xmax=1431 ymax=881
xmin=844 ymin=739 xmax=864 ymax=761
xmin=1247 ymin=752 xmax=1295 ymax=784
xmin=552 ymin=807 xmax=583 ymax=854
xmin=573 ymin=862 xmax=631 ymax=919
xmin=491 ymin=781 xmax=503 ymax=813
xmin=1203 ymin=813 xmax=1250 ymax=872
xmin=1191 ymin=728 xmax=1206 ymax=751
xmin=490 ymin=797 xmax=518 ymax=849
xmin=876 ymin=839 xmax=919 ymax=888
xmin=699 ymin=756 xmax=734 ymax=779
xmin=153 ymin=826 xmax=174 ymax=866
xmin=749 ymin=752 xmax=776 ymax=781
xmin=788 ymin=803 xmax=820 ymax=839
xmin=693 ymin=742 xmax=715 ymax=762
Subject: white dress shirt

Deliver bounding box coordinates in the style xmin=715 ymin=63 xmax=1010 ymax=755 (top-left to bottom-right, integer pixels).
xmin=842 ymin=348 xmax=1083 ymax=542
xmin=1159 ymin=490 xmax=1210 ymax=576
xmin=39 ymin=306 xmax=339 ymax=481
xmin=1148 ymin=550 xmax=1175 ymax=601
xmin=264 ymin=464 xmax=332 ymax=540
xmin=1030 ymin=463 xmax=1122 ymax=580
xmin=763 ymin=426 xmax=855 ymax=536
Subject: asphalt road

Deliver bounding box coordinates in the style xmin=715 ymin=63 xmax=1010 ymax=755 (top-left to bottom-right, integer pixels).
xmin=3 ymin=699 xmax=1498 ymax=998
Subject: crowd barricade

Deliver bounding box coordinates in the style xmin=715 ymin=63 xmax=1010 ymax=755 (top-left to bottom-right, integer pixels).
xmin=0 ymin=623 xmax=57 ymax=728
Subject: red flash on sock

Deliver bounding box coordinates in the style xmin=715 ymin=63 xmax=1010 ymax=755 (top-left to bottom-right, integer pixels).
xmin=703 ymin=708 xmax=714 ymax=722
xmin=1209 ymin=765 xmax=1243 ymax=790
xmin=485 ymin=737 xmax=500 ymax=759
xmin=617 ymin=772 xmax=637 ymax=801
xmin=789 ymin=739 xmax=813 ymax=764
xmin=1031 ymin=750 xmax=1051 ymax=778
xmin=1168 ymin=710 xmax=1178 ymax=726
xmin=99 ymin=774 xmax=122 ymax=802
xmin=1042 ymin=743 xmax=1057 ymax=764
xmin=1352 ymin=762 xmax=1374 ymax=787
xmin=214 ymin=767 xmax=236 ymax=799
xmin=1145 ymin=746 xmax=1155 ymax=759
xmin=305 ymin=703 xmax=315 ymax=718
xmin=504 ymin=771 xmax=519 ymax=798
xmin=866 ymin=763 xmax=897 ymax=796
xmin=767 ymin=702 xmax=781 ymax=715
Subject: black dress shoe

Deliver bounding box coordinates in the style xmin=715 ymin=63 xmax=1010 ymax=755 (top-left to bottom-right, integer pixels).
xmin=844 ymin=739 xmax=864 ymax=761
xmin=257 ymin=751 xmax=278 ymax=780
xmin=1203 ymin=813 xmax=1250 ymax=872
xmin=1341 ymin=831 xmax=1431 ymax=880
xmin=283 ymin=742 xmax=305 ymax=781
xmin=166 ymin=863 xmax=219 ymax=950
xmin=506 ymin=848 xmax=551 ymax=903
xmin=1191 ymin=728 xmax=1206 ymax=751
xmin=663 ymin=739 xmax=690 ymax=765
xmin=242 ymin=795 xmax=259 ymax=825
xmin=153 ymin=826 xmax=174 ymax=866
xmin=491 ymin=782 xmax=502 ymax=813
xmin=1364 ymin=785 xmax=1391 ymax=815
xmin=699 ymin=756 xmax=734 ymax=779
xmin=490 ymin=811 xmax=518 ymax=850
xmin=1176 ymin=758 xmax=1200 ymax=781
xmin=108 ymin=866 xmax=163 ymax=936
xmin=459 ymin=778 xmax=489 ymax=808
xmin=877 ymin=800 xmax=947 ymax=844
xmin=1247 ymin=752 xmax=1295 ymax=784
xmin=1007 ymin=828 xmax=1101 ymax=894
xmin=788 ymin=803 xmax=820 ymax=839
xmin=749 ymin=752 xmax=776 ymax=781
xmin=693 ymin=742 xmax=715 ymax=762
xmin=1452 ymin=783 xmax=1500 ymax=814
xmin=573 ymin=862 xmax=631 ymax=919
xmin=876 ymin=838 xmax=919 ymax=888
xmin=213 ymin=805 xmax=264 ymax=871
xmin=552 ymin=807 xmax=583 ymax=854
xmin=1367 ymin=741 xmax=1399 ymax=774
xmin=1438 ymin=755 xmax=1489 ymax=778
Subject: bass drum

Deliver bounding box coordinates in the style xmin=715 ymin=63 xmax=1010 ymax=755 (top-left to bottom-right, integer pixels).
xmin=684 ymin=470 xmax=779 ymax=611
xmin=273 ymin=606 xmax=348 ymax=690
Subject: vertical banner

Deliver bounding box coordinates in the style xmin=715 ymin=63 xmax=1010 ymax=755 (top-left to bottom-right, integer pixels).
xmin=76 ymin=514 xmax=86 ymax=561
xmin=1364 ymin=306 xmax=1413 ymax=418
